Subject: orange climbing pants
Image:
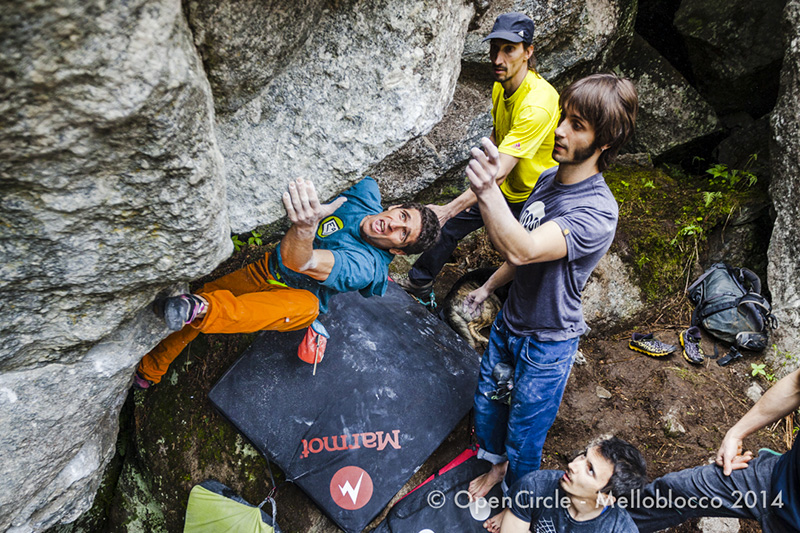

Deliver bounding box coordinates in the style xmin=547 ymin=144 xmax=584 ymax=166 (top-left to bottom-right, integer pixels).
xmin=138 ymin=252 xmax=319 ymax=384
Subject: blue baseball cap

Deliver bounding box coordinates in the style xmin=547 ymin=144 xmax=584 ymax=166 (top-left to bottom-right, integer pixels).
xmin=483 ymin=12 xmax=535 ymax=44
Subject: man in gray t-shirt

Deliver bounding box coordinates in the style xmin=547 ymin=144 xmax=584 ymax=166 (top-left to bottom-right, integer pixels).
xmin=463 ymin=74 xmax=639 ymax=500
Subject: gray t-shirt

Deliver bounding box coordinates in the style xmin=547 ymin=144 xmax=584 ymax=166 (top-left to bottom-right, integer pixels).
xmin=502 ymin=167 xmax=618 ymax=339
xmin=510 ymin=470 xmax=637 ymax=532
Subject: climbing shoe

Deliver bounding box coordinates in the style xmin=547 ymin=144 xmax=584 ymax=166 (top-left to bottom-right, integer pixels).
xmin=155 ymin=293 xmax=208 ymax=331
xmin=628 ymin=332 xmax=678 ymax=357
xmin=680 ymin=326 xmax=705 ymax=365
xmin=133 ymin=372 xmax=152 ymax=390
xmin=396 ymin=277 xmax=436 ymax=308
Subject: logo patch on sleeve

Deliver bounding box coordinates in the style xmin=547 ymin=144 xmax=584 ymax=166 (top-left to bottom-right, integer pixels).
xmin=318 ymin=216 xmax=344 ymax=238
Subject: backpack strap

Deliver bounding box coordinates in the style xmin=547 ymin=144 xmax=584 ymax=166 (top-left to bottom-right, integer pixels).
xmin=738 ymin=293 xmax=779 ymax=329
xmin=695 ymin=298 xmax=738 ymax=321
xmin=737 ymin=267 xmax=762 ymax=295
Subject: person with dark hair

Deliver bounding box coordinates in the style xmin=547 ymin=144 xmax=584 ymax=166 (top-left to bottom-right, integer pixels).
xmin=462 ymin=73 xmax=638 ymax=499
xmin=628 ymin=368 xmax=800 ymax=532
xmin=483 ymin=436 xmax=647 ymax=532
xmin=398 ymin=12 xmax=560 ymax=305
xmin=134 ymin=177 xmax=440 ymax=389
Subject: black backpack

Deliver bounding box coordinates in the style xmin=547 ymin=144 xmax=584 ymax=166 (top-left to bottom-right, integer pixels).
xmin=687 ymin=263 xmax=778 ymax=351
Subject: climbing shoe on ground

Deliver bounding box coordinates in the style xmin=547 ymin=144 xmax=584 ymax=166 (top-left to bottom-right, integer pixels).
xmin=396 ymin=277 xmax=436 ymax=308
xmin=155 ymin=294 xmax=208 ymax=331
xmin=680 ymin=326 xmax=705 ymax=365
xmin=628 ymin=332 xmax=678 ymax=357
xmin=133 ymin=372 xmax=152 ymax=390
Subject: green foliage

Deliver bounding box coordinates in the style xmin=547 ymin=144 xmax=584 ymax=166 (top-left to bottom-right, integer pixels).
xmin=232 ymin=230 xmax=263 ymax=252
xmin=703 ymin=191 xmax=723 ymax=207
xmin=751 ymin=363 xmax=767 ymax=378
xmin=670 ymin=223 xmax=703 ymax=245
xmin=750 ymin=362 xmax=776 ymax=382
xmin=605 ymin=159 xmax=766 ymax=304
xmin=704 ymin=154 xmax=759 ymax=190
xmin=247 ymin=230 xmax=263 ymax=246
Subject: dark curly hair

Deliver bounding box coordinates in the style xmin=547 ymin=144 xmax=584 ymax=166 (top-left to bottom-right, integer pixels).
xmin=591 ymin=435 xmax=648 ymax=496
xmin=399 ymin=202 xmax=440 ymax=255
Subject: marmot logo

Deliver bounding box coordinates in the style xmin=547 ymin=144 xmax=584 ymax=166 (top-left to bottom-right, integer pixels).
xmin=300 ymin=429 xmax=401 ymax=458
xmin=330 ymin=466 xmax=373 ymax=510
xmin=318 ymin=216 xmax=343 ymax=237
xmin=519 ymin=201 xmax=545 ymax=232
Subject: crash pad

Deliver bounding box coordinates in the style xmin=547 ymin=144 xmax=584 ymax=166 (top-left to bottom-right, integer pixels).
xmin=208 ymin=282 xmax=480 ymax=533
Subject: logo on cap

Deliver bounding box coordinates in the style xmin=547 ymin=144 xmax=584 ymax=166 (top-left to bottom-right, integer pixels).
xmin=330 ymin=466 xmax=374 ymax=510
xmin=519 ymin=30 xmax=525 ymax=38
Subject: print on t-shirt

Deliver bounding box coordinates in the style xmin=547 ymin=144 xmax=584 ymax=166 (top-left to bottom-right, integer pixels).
xmin=519 ymin=201 xmax=545 ymax=232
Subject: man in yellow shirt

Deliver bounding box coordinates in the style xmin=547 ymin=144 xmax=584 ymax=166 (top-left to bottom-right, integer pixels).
xmin=399 ymin=12 xmax=560 ymax=303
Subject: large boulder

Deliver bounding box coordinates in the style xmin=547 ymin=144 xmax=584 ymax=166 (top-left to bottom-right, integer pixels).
xmin=210 ymin=0 xmax=476 ymax=232
xmin=0 ymin=0 xmax=229 ymax=530
xmin=582 ymin=253 xmax=645 ymax=335
xmin=767 ymin=0 xmax=800 ymax=374
xmin=674 ymin=0 xmax=786 ymax=116
xmin=463 ymin=0 xmax=638 ymax=78
xmin=186 ymin=0 xmax=329 ymax=115
xmin=371 ymin=0 xmax=638 ymax=202
xmin=617 ymin=34 xmax=721 ymax=159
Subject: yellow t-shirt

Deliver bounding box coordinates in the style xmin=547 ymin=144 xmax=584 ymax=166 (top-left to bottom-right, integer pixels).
xmin=492 ymin=70 xmax=560 ymax=203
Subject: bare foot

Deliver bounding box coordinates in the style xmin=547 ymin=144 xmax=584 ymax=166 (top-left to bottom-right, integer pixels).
xmin=468 ymin=461 xmax=508 ymax=501
xmin=483 ymin=508 xmax=507 ymax=532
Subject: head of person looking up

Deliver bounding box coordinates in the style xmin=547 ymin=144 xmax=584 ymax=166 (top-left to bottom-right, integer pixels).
xmin=484 ymin=12 xmax=537 ymax=97
xmin=562 ymin=435 xmax=648 ymax=513
xmin=359 ymin=202 xmax=440 ymax=255
xmin=554 ymin=73 xmax=638 ymax=178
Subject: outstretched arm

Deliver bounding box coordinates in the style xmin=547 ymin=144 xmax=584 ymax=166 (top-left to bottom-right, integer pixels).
xmin=466 ymin=137 xmax=567 ymax=266
xmin=716 ymin=368 xmax=800 ymax=475
xmin=428 ymin=149 xmax=519 ymax=227
xmin=280 ymin=178 xmax=346 ymax=281
xmin=464 ymin=262 xmax=515 ymax=317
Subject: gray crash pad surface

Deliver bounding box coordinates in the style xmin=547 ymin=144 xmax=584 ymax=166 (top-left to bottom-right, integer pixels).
xmin=209 ymin=282 xmax=480 ymax=533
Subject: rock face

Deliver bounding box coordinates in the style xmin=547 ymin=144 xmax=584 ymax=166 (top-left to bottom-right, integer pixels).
xmin=0 ymin=0 xmax=230 ymax=530
xmin=0 ymin=0 xmax=476 ymax=530
xmin=186 ymin=0 xmax=329 ymax=115
xmin=619 ymin=34 xmax=721 ymax=159
xmin=582 ymin=253 xmax=645 ymax=335
xmin=675 ymin=0 xmax=786 ymax=116
xmin=767 ymin=0 xmax=800 ymax=374
xmin=462 ymin=0 xmax=638 ymax=78
xmin=210 ymin=0 xmax=476 ymax=232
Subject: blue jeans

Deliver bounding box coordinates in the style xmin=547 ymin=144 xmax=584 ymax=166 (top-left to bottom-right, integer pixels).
xmin=473 ymin=309 xmax=579 ymax=489
xmin=408 ymin=200 xmax=526 ymax=285
xmin=627 ymin=450 xmax=792 ymax=532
